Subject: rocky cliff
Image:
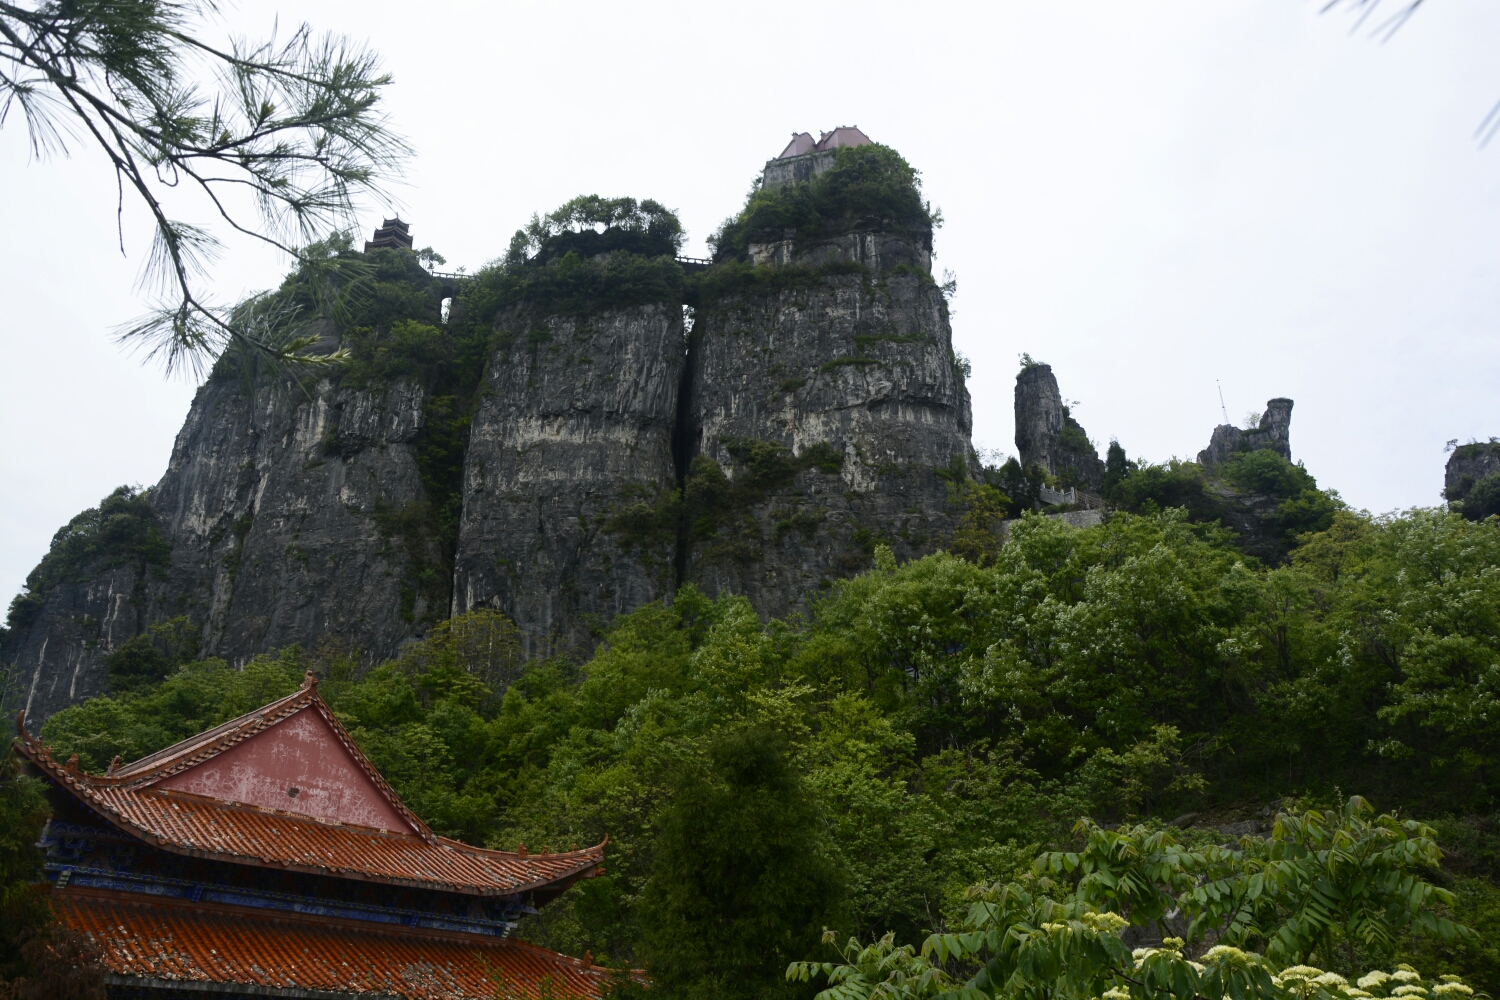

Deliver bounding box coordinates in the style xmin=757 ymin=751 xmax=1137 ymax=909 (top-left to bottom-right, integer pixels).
xmin=452 ymin=304 xmax=685 ymax=658
xmin=1014 ymin=362 xmax=1104 ymax=490
xmin=1197 ymin=399 xmax=1293 ymax=467
xmin=1445 ymin=440 xmax=1500 ymax=520
xmin=5 ymin=375 xmax=447 ymax=729
xmin=5 ymin=142 xmax=974 ymax=728
xmin=684 ymin=265 xmax=970 ymax=619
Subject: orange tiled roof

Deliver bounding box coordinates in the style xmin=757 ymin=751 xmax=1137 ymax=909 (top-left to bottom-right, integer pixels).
xmin=57 ymin=886 xmax=614 ymax=999
xmin=14 ymin=676 xmax=604 ymax=897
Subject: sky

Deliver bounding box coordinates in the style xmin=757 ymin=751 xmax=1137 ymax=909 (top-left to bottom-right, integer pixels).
xmin=3 ymin=0 xmax=1499 ymax=607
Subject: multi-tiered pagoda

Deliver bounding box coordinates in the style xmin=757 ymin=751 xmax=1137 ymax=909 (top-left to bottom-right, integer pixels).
xmin=14 ymin=672 xmax=611 ymax=999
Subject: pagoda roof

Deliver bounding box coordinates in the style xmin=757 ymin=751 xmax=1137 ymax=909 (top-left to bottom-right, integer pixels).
xmin=14 ymin=675 xmax=604 ymax=898
xmin=56 ymin=886 xmax=615 ymax=999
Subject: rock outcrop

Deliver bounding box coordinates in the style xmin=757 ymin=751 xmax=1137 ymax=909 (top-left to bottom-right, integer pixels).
xmin=1198 ymin=399 xmax=1293 ymax=468
xmin=1014 ymin=363 xmax=1104 ymax=489
xmin=452 ymin=305 xmax=685 ymax=658
xmin=684 ymin=266 xmax=971 ymax=619
xmin=4 ymin=142 xmax=976 ymax=727
xmin=1445 ymin=440 xmax=1500 ymax=519
xmin=6 ymin=376 xmax=443 ymax=730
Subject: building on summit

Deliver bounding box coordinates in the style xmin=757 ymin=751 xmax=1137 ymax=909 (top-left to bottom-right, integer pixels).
xmin=364 ymin=217 xmax=415 ymax=252
xmin=13 ymin=673 xmax=611 ymax=999
xmin=761 ymin=125 xmax=873 ymax=188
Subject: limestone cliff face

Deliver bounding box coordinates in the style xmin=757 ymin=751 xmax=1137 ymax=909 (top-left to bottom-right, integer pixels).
xmin=684 ymin=267 xmax=971 ymax=619
xmin=8 ymin=166 xmax=982 ymax=726
xmin=1014 ymin=363 xmax=1103 ymax=489
xmin=6 ymin=377 xmax=439 ymax=730
xmin=452 ymin=304 xmax=684 ymax=657
xmin=5 ymin=561 xmax=150 ymax=732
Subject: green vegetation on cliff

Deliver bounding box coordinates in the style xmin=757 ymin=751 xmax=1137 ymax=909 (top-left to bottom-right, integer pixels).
xmin=711 ymin=145 xmax=940 ymax=263
xmin=3 ymin=486 xmax=168 ymax=636
xmin=36 ymin=504 xmax=1500 ymax=998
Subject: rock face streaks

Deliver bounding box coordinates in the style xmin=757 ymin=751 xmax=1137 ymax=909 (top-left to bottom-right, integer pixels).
xmin=684 ymin=266 xmax=971 ymax=620
xmin=452 ymin=304 xmax=684 ymax=658
xmin=8 ymin=377 xmax=438 ymax=730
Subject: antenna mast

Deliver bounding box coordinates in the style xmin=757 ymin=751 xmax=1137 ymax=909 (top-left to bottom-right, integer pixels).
xmin=1217 ymin=381 xmax=1229 ymax=424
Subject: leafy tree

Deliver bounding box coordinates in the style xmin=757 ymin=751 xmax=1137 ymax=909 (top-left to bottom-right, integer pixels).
xmin=0 ymin=750 xmax=51 ymax=983
xmin=1106 ymin=460 xmax=1217 ymax=521
xmin=639 ymin=725 xmax=844 ymax=1000
xmin=104 ymin=615 xmax=200 ymax=694
xmin=1457 ymin=473 xmax=1500 ymax=522
xmin=505 ymin=195 xmax=685 ymax=268
xmin=793 ymin=818 xmax=1477 ymax=1000
xmin=1103 ymin=441 xmax=1135 ymax=495
xmin=0 ymin=0 xmax=409 ymax=373
xmin=951 ymin=486 xmax=1013 ymax=567
xmin=1221 ymin=451 xmax=1341 ymax=541
xmin=1042 ymin=799 xmax=1468 ymax=971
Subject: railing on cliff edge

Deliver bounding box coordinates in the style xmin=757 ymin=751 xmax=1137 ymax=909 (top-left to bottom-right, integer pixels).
xmin=1038 ymin=485 xmax=1106 ymax=510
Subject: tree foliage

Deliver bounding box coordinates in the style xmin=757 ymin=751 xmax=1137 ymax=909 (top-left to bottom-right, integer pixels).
xmin=791 ymin=808 xmax=1477 ymax=1000
xmin=712 ymin=145 xmax=940 ymax=263
xmin=0 ymin=0 xmax=410 ymax=374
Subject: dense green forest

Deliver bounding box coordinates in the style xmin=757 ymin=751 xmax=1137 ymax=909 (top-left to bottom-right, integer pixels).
xmin=18 ymin=497 xmax=1500 ymax=999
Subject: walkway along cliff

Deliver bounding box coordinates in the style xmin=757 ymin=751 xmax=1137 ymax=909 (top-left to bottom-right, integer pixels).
xmin=4 ymin=134 xmax=976 ymax=725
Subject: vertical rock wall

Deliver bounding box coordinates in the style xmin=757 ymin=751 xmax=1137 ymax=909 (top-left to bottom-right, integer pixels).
xmin=1014 ymin=363 xmax=1104 ymax=489
xmin=6 ymin=377 xmax=439 ymax=730
xmin=684 ymin=268 xmax=971 ymax=619
xmin=452 ymin=304 xmax=684 ymax=657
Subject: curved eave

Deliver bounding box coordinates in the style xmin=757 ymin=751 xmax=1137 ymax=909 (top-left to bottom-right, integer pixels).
xmin=13 ymin=730 xmax=606 ymax=899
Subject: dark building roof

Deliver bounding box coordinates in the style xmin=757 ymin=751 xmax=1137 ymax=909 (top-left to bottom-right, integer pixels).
xmin=365 ymin=217 xmax=414 ymax=252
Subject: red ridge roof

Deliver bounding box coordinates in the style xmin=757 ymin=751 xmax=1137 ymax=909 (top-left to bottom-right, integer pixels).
xmin=14 ymin=677 xmax=605 ymax=897
xmin=57 ymin=887 xmax=614 ymax=999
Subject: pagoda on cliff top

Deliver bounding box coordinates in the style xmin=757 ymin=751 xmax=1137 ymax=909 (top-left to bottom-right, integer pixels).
xmin=13 ymin=672 xmax=610 ymax=999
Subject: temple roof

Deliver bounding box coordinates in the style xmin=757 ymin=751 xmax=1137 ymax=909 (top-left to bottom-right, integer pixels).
xmin=14 ymin=675 xmax=604 ymax=898
xmin=814 ymin=125 xmax=872 ymax=151
xmin=777 ymin=132 xmax=817 ymax=158
xmin=57 ymin=887 xmax=614 ymax=999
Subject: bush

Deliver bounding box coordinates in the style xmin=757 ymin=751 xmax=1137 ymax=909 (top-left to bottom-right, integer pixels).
xmin=504 ymin=195 xmax=683 ymax=268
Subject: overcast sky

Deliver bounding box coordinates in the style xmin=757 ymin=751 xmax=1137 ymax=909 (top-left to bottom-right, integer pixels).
xmin=3 ymin=0 xmax=1498 ymax=608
